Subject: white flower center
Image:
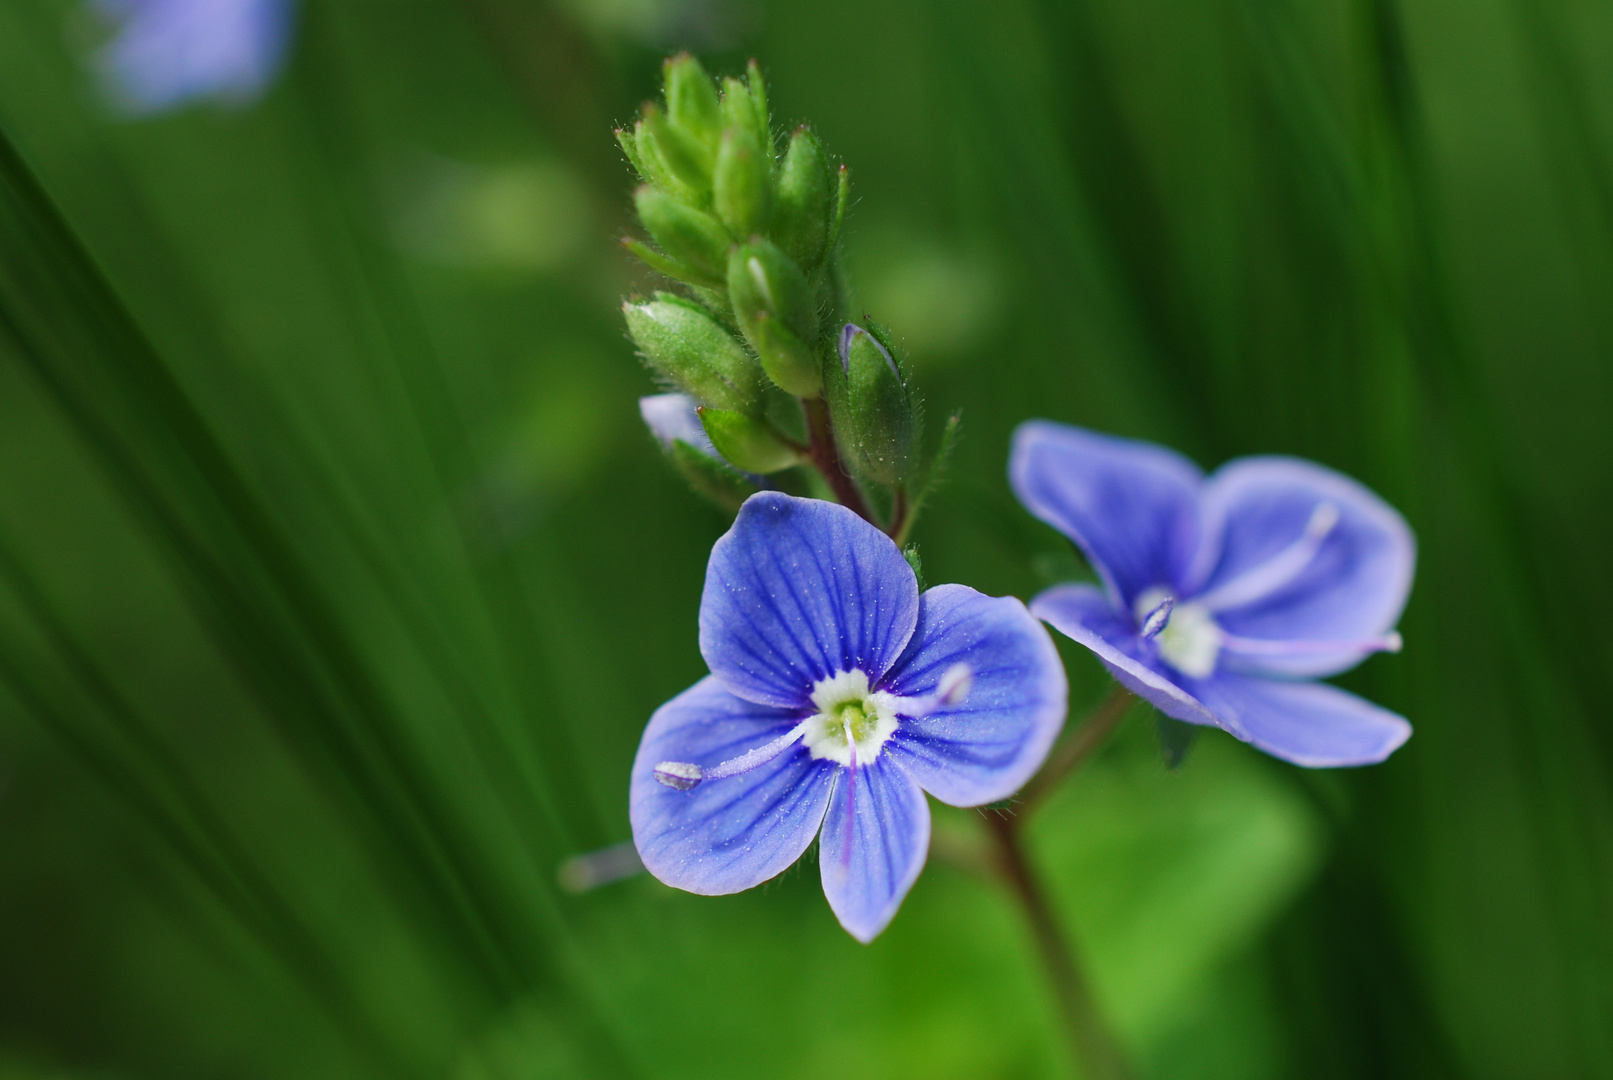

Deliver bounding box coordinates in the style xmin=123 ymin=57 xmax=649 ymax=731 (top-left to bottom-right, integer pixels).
xmin=801 ymin=669 xmax=900 ymax=767
xmin=1135 ymin=587 xmax=1222 ymax=679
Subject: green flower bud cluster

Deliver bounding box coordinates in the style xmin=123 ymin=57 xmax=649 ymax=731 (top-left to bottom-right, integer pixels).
xmin=618 ymin=53 xmax=952 ymax=540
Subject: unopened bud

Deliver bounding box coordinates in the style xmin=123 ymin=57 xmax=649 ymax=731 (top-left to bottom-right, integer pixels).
xmin=727 ymin=240 xmax=821 ymax=396
xmin=633 ymin=187 xmax=731 ymax=285
xmin=639 ymin=103 xmax=713 ymax=197
xmin=714 ymin=126 xmax=773 ymax=237
xmin=828 ymin=323 xmax=917 ymax=483
xmin=720 ymin=67 xmax=771 ymax=160
xmin=623 ymin=297 xmax=762 ymax=413
xmin=663 ymin=53 xmax=723 ymax=151
xmin=698 ymin=407 xmax=805 ymax=474
xmin=774 ymin=128 xmax=832 ymax=270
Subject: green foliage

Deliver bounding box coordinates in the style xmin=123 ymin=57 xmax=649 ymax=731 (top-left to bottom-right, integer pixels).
xmin=0 ymin=0 xmax=1608 ymax=1078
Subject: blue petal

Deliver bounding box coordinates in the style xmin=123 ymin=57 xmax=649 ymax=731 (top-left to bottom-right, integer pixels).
xmin=98 ymin=0 xmax=294 ymax=115
xmin=630 ymin=677 xmax=832 ymax=895
xmin=1010 ymin=421 xmax=1204 ymax=608
xmin=1192 ymin=674 xmax=1412 ymax=767
xmin=1030 ymin=584 xmax=1221 ymax=729
xmin=700 ymin=493 xmax=920 ymax=709
xmin=1195 ymin=458 xmax=1415 ymax=677
xmin=882 ymin=585 xmax=1067 ymax=806
xmin=819 ymin=756 xmax=930 ymax=943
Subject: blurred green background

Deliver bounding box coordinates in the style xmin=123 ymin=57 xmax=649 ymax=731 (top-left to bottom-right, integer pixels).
xmin=0 ymin=0 xmax=1610 ymax=1076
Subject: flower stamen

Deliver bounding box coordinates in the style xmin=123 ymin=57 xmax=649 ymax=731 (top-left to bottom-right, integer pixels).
xmin=1139 ymin=595 xmax=1175 ymax=640
xmin=653 ymin=720 xmax=810 ymax=790
xmin=1219 ymin=630 xmax=1402 ymax=659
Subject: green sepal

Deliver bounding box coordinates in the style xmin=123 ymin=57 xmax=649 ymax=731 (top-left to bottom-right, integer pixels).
xmin=728 ymin=239 xmax=815 ymax=341
xmin=720 ymin=76 xmax=771 ymax=160
xmin=668 ymin=439 xmax=757 ymax=513
xmin=827 ymin=322 xmax=918 ymax=484
xmin=902 ymin=543 xmax=926 ymax=591
xmin=614 ymin=127 xmax=647 ymax=179
xmin=640 ymin=103 xmax=713 ymax=197
xmin=634 ymin=186 xmax=730 ymax=284
xmin=621 ymin=237 xmax=712 ymax=289
xmin=664 ymin=53 xmax=723 ymax=151
xmin=713 ymin=126 xmax=772 ymax=238
xmin=746 ymin=59 xmax=769 ymax=142
xmin=622 ymin=296 xmax=762 ymax=413
xmin=774 ymin=128 xmax=833 ymax=272
xmin=1156 ymin=715 xmax=1200 ymax=770
xmin=749 ymin=311 xmax=821 ymax=397
xmin=698 ymin=407 xmax=805 ymax=474
xmin=628 ymin=116 xmax=681 ymax=195
xmin=828 ymin=164 xmax=850 ymax=253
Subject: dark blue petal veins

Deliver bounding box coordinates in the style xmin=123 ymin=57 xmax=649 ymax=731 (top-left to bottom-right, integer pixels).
xmin=1009 ymin=421 xmax=1203 ymax=608
xmin=631 ymin=677 xmax=832 ymax=895
xmin=818 ymin=755 xmax=930 ymax=943
xmin=883 ymin=585 xmax=1067 ymax=806
xmin=699 ymin=493 xmax=920 ymax=708
xmin=1195 ymin=457 xmax=1415 ymax=677
xmin=1190 ymin=674 xmax=1412 ymax=767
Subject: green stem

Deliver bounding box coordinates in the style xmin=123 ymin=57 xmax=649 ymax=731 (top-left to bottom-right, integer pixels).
xmin=1018 ymin=686 xmax=1135 ymax=814
xmin=981 ymin=684 xmax=1136 ymax=1078
xmin=985 ymin=813 xmax=1132 ymax=1080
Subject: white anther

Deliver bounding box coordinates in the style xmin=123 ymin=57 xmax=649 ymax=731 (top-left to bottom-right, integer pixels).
xmin=653 ymin=760 xmax=703 ymax=790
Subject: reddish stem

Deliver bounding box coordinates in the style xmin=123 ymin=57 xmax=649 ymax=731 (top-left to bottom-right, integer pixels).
xmin=802 ymin=396 xmax=875 ymax=524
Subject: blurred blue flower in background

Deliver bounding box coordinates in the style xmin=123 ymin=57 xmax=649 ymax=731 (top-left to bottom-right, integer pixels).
xmin=1012 ymin=420 xmax=1414 ymax=768
xmin=631 ymin=493 xmax=1066 ymax=941
xmin=95 ymin=0 xmax=295 ymax=115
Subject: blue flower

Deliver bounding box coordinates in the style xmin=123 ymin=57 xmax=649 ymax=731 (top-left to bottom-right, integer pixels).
xmin=95 ymin=0 xmax=295 ymax=115
xmin=631 ymin=492 xmax=1067 ymax=941
xmin=1011 ymin=420 xmax=1414 ymax=768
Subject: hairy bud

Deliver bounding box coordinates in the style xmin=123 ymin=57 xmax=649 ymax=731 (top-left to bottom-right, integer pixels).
xmin=828 ymin=323 xmax=918 ymax=483
xmin=623 ymin=296 xmax=762 ymax=413
xmin=773 ymin=128 xmax=832 ymax=271
xmin=698 ymin=407 xmax=805 ymax=474
xmin=727 ymin=239 xmax=821 ymax=396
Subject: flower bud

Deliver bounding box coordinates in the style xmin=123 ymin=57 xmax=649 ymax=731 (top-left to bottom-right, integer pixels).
xmin=720 ymin=63 xmax=771 ymax=158
xmin=633 ymin=186 xmax=730 ymax=285
xmin=713 ymin=126 xmax=772 ymax=238
xmin=663 ymin=53 xmax=723 ymax=152
xmin=623 ymin=296 xmax=762 ymax=413
xmin=773 ymin=128 xmax=832 ymax=271
xmin=639 ymin=103 xmax=712 ymax=197
xmin=828 ymin=323 xmax=917 ymax=483
xmin=727 ymin=239 xmax=821 ymax=396
xmin=698 ymin=407 xmax=805 ymax=474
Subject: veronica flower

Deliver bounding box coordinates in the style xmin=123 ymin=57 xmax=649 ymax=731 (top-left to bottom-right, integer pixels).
xmin=95 ymin=0 xmax=295 ymax=115
xmin=1010 ymin=420 xmax=1414 ymax=768
xmin=631 ymin=492 xmax=1066 ymax=941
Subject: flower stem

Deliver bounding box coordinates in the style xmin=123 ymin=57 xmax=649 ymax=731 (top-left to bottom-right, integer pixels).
xmin=886 ymin=485 xmax=910 ymax=543
xmin=802 ymin=395 xmax=875 ymax=524
xmin=985 ymin=814 xmax=1132 ymax=1080
xmin=1018 ymin=686 xmax=1135 ymax=815
xmin=980 ymin=685 xmax=1136 ymax=1077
